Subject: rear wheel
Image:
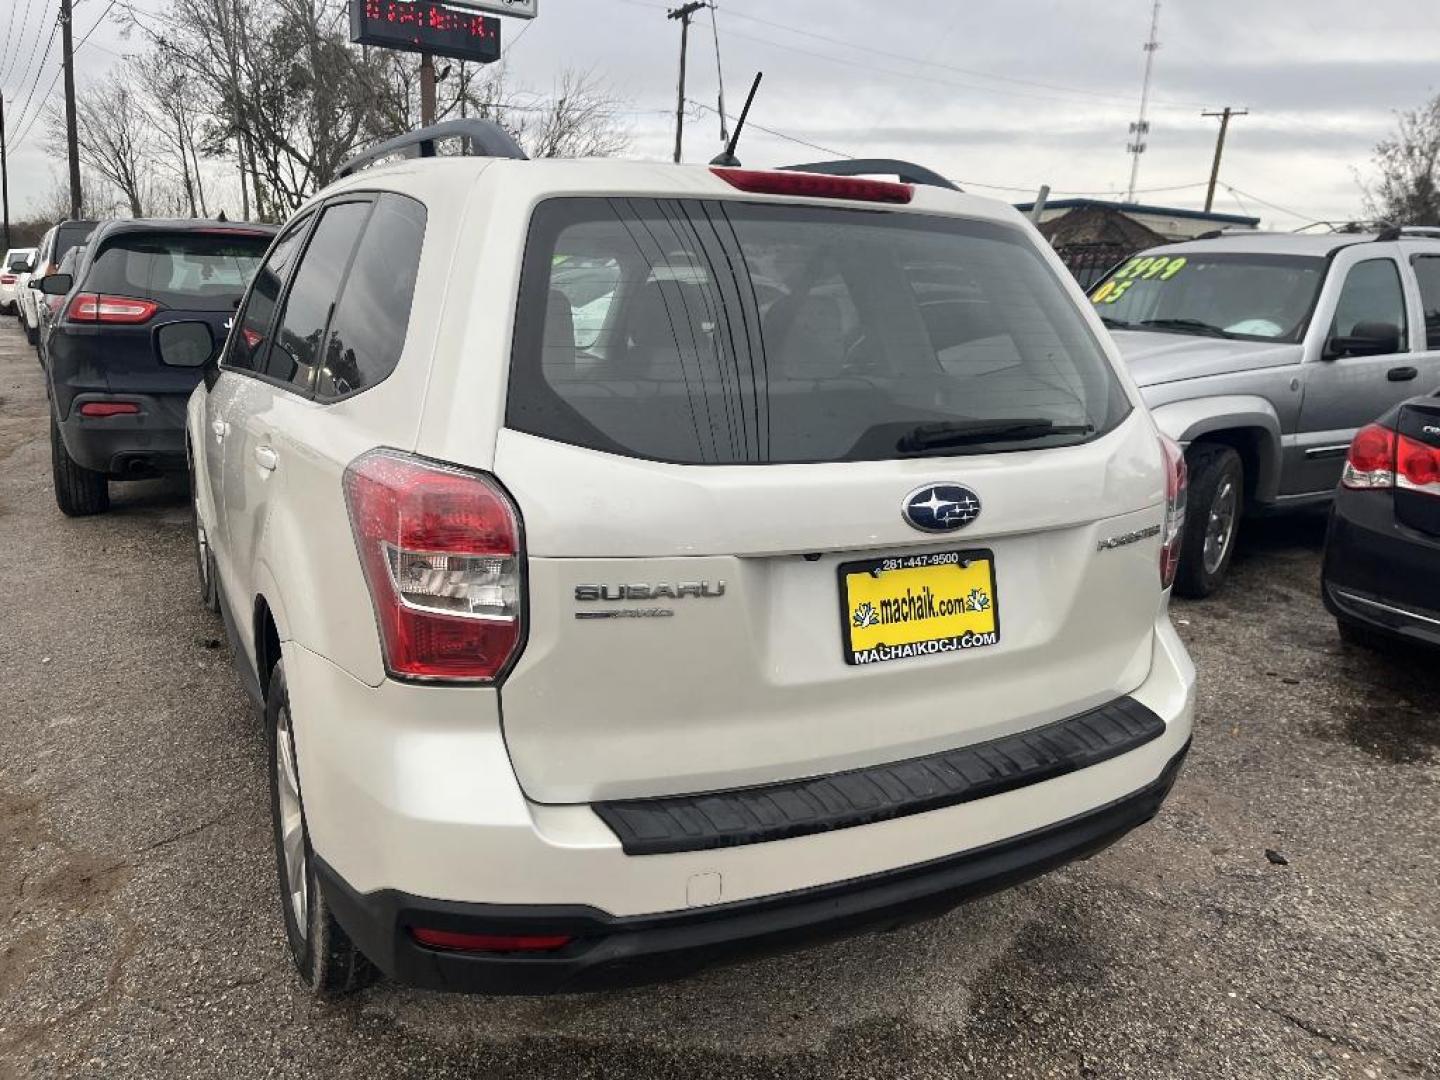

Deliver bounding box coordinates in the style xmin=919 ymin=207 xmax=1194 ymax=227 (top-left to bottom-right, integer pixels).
xmin=24 ymin=317 xmax=37 ymax=346
xmin=1175 ymin=445 xmax=1244 ymax=599
xmin=50 ymin=416 xmax=109 ymax=517
xmin=189 ymin=453 xmax=219 ymax=612
xmin=267 ymin=660 xmax=377 ymax=994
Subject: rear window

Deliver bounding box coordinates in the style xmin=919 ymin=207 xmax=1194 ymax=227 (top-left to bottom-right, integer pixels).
xmin=54 ymin=224 xmax=95 ymax=266
xmin=509 ymin=198 xmax=1128 ymax=465
xmin=85 ymin=231 xmax=272 ymax=311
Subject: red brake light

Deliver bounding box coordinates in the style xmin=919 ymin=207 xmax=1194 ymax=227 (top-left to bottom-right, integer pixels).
xmin=410 ymin=928 xmax=572 ymax=953
xmin=66 ymin=293 xmax=159 ymax=324
xmin=343 ymin=449 xmax=523 ymax=682
xmin=1397 ymin=432 xmax=1440 ymax=493
xmin=0 ymin=274 xmax=15 ymax=285
xmin=78 ymin=401 xmax=141 ymax=417
xmin=1159 ymin=436 xmax=1187 ymax=589
xmin=711 ymin=167 xmax=914 ymax=204
xmin=1341 ymin=423 xmax=1397 ymax=489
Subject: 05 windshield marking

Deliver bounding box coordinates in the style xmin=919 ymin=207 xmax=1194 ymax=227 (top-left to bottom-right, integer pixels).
xmin=1091 ymin=252 xmax=1326 ymax=343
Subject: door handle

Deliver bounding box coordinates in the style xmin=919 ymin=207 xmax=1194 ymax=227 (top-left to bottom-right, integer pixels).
xmin=1388 ymin=366 xmax=1418 ymax=382
xmin=254 ymin=445 xmax=278 ymax=472
xmin=211 ymin=419 xmax=228 ymax=440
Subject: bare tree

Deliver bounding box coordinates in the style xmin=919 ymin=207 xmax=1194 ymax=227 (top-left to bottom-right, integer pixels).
xmin=144 ymin=65 xmax=210 ymax=216
xmin=1366 ymin=94 xmax=1440 ymax=227
xmin=46 ymin=73 xmax=154 ymax=217
xmin=514 ymin=69 xmax=631 ymax=160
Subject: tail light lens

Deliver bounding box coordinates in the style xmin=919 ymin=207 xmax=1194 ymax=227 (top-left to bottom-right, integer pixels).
xmin=78 ymin=401 xmax=140 ymax=418
xmin=0 ymin=274 xmax=15 ymax=285
xmin=66 ymin=294 xmax=160 ymax=324
xmin=1344 ymin=422 xmax=1440 ymax=495
xmin=343 ymin=449 xmax=523 ymax=683
xmin=1159 ymin=436 xmax=1188 ymax=589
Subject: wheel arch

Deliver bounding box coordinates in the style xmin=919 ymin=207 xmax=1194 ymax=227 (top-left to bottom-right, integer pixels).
xmin=1148 ymin=396 xmax=1283 ymax=505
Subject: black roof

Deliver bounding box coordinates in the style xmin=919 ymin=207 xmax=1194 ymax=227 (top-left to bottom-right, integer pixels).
xmin=89 ymin=218 xmax=278 ymax=241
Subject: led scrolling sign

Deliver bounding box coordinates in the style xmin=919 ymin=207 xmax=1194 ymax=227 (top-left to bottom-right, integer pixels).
xmin=350 ymin=0 xmax=503 ymax=63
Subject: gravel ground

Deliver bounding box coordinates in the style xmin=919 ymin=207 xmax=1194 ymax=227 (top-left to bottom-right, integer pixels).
xmin=0 ymin=318 xmax=1436 ymax=1080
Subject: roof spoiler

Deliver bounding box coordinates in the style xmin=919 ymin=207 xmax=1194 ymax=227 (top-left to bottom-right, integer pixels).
xmin=337 ymin=120 xmax=527 ymax=179
xmin=777 ymin=158 xmax=961 ymax=192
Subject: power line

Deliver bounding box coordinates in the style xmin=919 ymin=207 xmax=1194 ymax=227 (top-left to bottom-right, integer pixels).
xmin=1 ymin=0 xmax=42 ymax=88
xmin=5 ymin=14 xmax=61 ymax=150
xmin=715 ymin=4 xmax=1209 ymax=112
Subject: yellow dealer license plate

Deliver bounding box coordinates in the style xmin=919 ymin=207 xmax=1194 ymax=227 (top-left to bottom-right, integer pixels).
xmin=840 ymin=550 xmax=1000 ymax=666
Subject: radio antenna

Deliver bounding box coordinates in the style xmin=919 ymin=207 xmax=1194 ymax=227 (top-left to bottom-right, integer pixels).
xmin=710 ymin=71 xmax=762 ymax=167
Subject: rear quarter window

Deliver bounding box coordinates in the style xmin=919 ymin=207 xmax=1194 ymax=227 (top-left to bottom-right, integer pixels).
xmin=85 ymin=231 xmax=272 ymax=311
xmin=508 ymin=197 xmax=1128 ymax=465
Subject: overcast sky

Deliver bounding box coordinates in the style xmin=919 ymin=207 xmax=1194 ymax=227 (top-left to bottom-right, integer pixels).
xmin=2 ymin=0 xmax=1438 ymax=229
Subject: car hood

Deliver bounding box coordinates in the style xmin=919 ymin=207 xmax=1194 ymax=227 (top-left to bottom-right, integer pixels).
xmin=1110 ymin=330 xmax=1301 ymax=387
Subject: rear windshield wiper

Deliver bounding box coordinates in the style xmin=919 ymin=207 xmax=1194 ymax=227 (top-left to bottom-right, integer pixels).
xmin=1098 ymin=315 xmax=1132 ymax=329
xmin=1138 ymin=317 xmax=1235 ymax=338
xmin=897 ymin=419 xmax=1096 ymax=454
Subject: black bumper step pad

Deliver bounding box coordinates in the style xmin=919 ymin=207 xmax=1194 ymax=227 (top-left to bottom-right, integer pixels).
xmin=594 ymin=696 xmax=1167 ymax=855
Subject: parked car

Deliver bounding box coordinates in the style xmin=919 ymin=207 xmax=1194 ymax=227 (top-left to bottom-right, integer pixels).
xmin=39 ymin=218 xmax=277 ymax=515
xmin=1321 ymin=391 xmax=1440 ymax=651
xmin=22 ymin=220 xmax=97 ymax=347
xmin=188 ymin=126 xmax=1196 ymax=995
xmin=1091 ymin=228 xmax=1440 ymax=597
xmin=1 ymin=247 xmax=37 ymax=313
xmin=37 ymin=244 xmax=85 ymax=367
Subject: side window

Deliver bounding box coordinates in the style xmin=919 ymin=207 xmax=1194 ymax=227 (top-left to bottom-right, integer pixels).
xmin=227 ymin=217 xmax=310 ymax=372
xmin=314 ymin=193 xmax=427 ymax=400
xmin=1411 ymin=255 xmax=1440 ymax=349
xmin=260 ymin=201 xmax=370 ymax=390
xmin=1331 ymin=258 xmax=1407 ymax=350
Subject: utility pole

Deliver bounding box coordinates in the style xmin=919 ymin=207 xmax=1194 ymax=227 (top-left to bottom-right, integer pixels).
xmin=60 ymin=0 xmax=82 ymax=218
xmin=1 ymin=96 xmax=10 ymax=251
xmin=420 ymin=53 xmax=437 ymax=126
xmin=709 ymin=2 xmax=728 ymax=147
xmin=1124 ymin=0 xmax=1161 ymax=203
xmin=1202 ymin=106 xmax=1247 ymax=212
xmin=668 ymin=2 xmax=706 ymax=164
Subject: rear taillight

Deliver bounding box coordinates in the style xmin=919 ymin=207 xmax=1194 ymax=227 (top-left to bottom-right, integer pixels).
xmin=1341 ymin=423 xmax=1396 ymax=489
xmin=410 ymin=928 xmax=572 ymax=953
xmin=1344 ymin=422 xmax=1440 ymax=496
xmin=0 ymin=274 xmax=15 ymax=285
xmin=1159 ymin=436 xmax=1187 ymax=589
xmin=66 ymin=293 xmax=159 ymax=324
xmin=343 ymin=449 xmax=523 ymax=683
xmin=711 ymin=167 xmax=914 ymax=204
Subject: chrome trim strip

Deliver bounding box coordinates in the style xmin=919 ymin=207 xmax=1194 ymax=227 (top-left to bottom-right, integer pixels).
xmin=1304 ymin=445 xmax=1351 ymax=460
xmin=1332 ymin=588 xmax=1440 ymax=628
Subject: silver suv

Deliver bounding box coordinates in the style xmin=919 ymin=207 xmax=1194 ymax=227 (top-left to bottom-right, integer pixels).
xmin=1093 ymin=228 xmax=1440 ymax=595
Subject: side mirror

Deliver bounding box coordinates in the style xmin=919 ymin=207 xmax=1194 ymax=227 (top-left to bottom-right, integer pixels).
xmin=155 ymin=321 xmax=217 ymax=368
xmin=38 ymin=273 xmax=73 ymax=296
xmin=1326 ymin=320 xmax=1401 ymax=359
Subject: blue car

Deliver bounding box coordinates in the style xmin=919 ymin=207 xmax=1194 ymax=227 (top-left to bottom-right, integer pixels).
xmin=38 ymin=218 xmax=278 ymax=515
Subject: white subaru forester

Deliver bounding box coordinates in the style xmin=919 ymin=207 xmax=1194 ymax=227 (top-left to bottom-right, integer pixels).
xmin=186 ymin=121 xmax=1196 ymax=994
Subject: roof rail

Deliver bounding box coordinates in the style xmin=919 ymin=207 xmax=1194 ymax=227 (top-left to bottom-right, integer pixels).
xmin=1397 ymin=225 xmax=1440 ymax=240
xmin=777 ymin=158 xmax=961 ymax=192
xmin=337 ymin=119 xmax=527 ymax=179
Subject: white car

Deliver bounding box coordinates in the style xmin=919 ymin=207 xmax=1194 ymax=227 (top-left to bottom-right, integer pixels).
xmin=187 ymin=123 xmax=1196 ymax=995
xmin=2 ymin=246 xmax=36 ymax=314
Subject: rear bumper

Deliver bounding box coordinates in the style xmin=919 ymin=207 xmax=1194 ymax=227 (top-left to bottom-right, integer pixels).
xmin=316 ymin=742 xmax=1189 ymax=994
xmin=1322 ymin=489 xmax=1440 ymax=648
xmin=283 ymin=615 xmax=1195 ymax=993
xmin=56 ymin=392 xmax=189 ymax=476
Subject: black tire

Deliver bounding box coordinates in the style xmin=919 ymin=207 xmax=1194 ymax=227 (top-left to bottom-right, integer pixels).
xmin=1174 ymin=445 xmax=1245 ymax=599
xmin=189 ymin=452 xmax=220 ymax=613
xmin=266 ymin=660 xmax=378 ymax=994
xmin=24 ymin=318 xmax=38 ymax=346
xmin=50 ymin=416 xmax=110 ymax=517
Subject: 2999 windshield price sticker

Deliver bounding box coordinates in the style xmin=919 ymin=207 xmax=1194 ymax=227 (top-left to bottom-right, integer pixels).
xmin=839 ymin=551 xmax=1000 ymax=666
